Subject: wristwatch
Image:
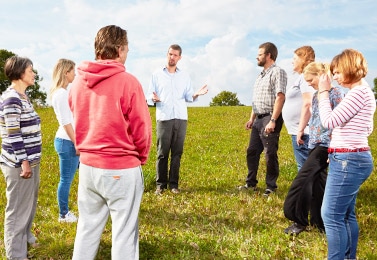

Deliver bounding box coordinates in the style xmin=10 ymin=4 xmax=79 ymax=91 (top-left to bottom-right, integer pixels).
xmin=270 ymin=118 xmax=276 ymax=123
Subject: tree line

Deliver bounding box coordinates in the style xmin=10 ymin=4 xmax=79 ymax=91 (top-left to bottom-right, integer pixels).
xmin=0 ymin=49 xmax=47 ymax=106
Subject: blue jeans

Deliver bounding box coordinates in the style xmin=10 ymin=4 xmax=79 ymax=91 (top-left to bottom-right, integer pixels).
xmin=54 ymin=138 xmax=79 ymax=216
xmin=321 ymin=151 xmax=373 ymax=260
xmin=291 ymin=134 xmax=310 ymax=171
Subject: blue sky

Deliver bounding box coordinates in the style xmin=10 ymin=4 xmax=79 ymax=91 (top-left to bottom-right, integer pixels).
xmin=1 ymin=0 xmax=376 ymax=106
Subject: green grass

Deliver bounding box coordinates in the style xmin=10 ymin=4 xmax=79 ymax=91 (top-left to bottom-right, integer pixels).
xmin=1 ymin=106 xmax=376 ymax=259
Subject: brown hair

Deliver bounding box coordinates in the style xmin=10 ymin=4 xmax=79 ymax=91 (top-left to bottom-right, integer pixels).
xmin=94 ymin=25 xmax=128 ymax=60
xmin=330 ymin=49 xmax=367 ymax=84
xmin=4 ymin=56 xmax=33 ymax=81
xmin=294 ymin=46 xmax=315 ymax=73
xmin=168 ymin=44 xmax=182 ymax=56
xmin=259 ymin=42 xmax=278 ymax=61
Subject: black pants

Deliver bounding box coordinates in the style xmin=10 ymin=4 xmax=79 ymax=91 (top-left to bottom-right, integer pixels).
xmin=246 ymin=114 xmax=283 ymax=190
xmin=156 ymin=119 xmax=187 ymax=189
xmin=283 ymin=146 xmax=328 ymax=229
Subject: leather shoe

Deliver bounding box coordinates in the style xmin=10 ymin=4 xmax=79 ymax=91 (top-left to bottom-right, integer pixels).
xmin=284 ymin=222 xmax=306 ymax=235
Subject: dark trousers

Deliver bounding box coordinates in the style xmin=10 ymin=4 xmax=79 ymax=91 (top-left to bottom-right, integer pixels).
xmin=283 ymin=145 xmax=328 ymax=229
xmin=156 ymin=119 xmax=187 ymax=189
xmin=246 ymin=114 xmax=283 ymax=190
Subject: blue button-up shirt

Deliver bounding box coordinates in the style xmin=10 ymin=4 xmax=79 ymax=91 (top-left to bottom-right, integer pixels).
xmin=147 ymin=67 xmax=195 ymax=121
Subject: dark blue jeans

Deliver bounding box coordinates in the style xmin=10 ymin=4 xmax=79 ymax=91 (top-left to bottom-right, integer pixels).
xmin=245 ymin=114 xmax=283 ymax=190
xmin=54 ymin=137 xmax=79 ymax=216
xmin=156 ymin=119 xmax=187 ymax=190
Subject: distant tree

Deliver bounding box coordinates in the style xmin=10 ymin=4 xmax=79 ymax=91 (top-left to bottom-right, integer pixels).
xmin=0 ymin=49 xmax=47 ymax=106
xmin=210 ymin=90 xmax=244 ymax=106
xmin=0 ymin=49 xmax=14 ymax=92
xmin=374 ymin=77 xmax=377 ymax=100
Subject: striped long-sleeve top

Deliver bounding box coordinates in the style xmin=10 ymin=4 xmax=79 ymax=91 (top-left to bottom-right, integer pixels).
xmin=0 ymin=87 xmax=42 ymax=167
xmin=319 ymin=84 xmax=376 ymax=149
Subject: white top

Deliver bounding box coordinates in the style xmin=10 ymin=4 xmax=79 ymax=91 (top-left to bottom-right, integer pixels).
xmin=282 ymin=74 xmax=315 ymax=135
xmin=51 ymin=87 xmax=74 ymax=140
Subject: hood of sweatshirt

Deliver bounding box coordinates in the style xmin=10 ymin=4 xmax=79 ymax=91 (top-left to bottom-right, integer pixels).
xmin=77 ymin=60 xmax=125 ymax=88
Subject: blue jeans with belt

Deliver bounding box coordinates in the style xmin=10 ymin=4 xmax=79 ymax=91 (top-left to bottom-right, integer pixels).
xmin=54 ymin=137 xmax=79 ymax=217
xmin=321 ymin=151 xmax=373 ymax=260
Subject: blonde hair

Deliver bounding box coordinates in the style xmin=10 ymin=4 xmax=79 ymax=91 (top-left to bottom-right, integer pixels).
xmin=50 ymin=59 xmax=75 ymax=98
xmin=303 ymin=62 xmax=331 ymax=79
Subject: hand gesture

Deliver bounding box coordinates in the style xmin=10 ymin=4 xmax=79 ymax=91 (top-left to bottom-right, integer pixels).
xmin=152 ymin=92 xmax=161 ymax=103
xmin=194 ymin=85 xmax=208 ymax=96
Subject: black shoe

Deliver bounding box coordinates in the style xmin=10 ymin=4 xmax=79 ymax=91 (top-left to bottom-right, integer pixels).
xmin=263 ymin=188 xmax=274 ymax=197
xmin=284 ymin=223 xmax=306 ymax=235
xmin=238 ymin=184 xmax=257 ymax=191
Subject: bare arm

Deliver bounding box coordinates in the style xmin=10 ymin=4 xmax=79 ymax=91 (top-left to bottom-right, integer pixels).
xmin=297 ymin=92 xmax=313 ymax=144
xmin=245 ymin=111 xmax=256 ymax=130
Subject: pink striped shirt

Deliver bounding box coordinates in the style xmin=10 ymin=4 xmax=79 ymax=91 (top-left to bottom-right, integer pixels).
xmin=319 ymin=84 xmax=376 ymax=149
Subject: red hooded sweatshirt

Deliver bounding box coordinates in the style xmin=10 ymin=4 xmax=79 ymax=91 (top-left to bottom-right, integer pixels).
xmin=69 ymin=60 xmax=152 ymax=169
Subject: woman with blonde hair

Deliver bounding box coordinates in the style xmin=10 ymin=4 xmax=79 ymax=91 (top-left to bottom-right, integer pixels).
xmin=283 ymin=62 xmax=344 ymax=235
xmin=319 ymin=49 xmax=375 ymax=259
xmin=51 ymin=58 xmax=79 ymax=223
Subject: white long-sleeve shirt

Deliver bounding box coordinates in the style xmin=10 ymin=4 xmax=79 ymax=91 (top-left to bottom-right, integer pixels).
xmin=52 ymin=87 xmax=75 ymax=140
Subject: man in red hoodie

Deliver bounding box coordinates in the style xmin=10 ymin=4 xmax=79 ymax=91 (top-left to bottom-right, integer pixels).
xmin=69 ymin=25 xmax=152 ymax=260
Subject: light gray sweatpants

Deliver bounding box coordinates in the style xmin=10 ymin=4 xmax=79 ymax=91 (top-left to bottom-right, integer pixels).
xmin=72 ymin=163 xmax=144 ymax=260
xmin=1 ymin=163 xmax=40 ymax=260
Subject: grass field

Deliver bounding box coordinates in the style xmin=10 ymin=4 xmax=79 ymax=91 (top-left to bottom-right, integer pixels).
xmin=0 ymin=106 xmax=376 ymax=259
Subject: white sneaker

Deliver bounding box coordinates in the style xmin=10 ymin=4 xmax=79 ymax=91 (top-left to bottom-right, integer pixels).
xmin=58 ymin=211 xmax=77 ymax=223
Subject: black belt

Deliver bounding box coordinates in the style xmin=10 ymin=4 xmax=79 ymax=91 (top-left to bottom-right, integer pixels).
xmin=256 ymin=113 xmax=271 ymax=119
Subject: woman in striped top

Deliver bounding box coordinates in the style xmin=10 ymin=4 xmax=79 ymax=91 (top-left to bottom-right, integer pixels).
xmin=318 ymin=49 xmax=376 ymax=260
xmin=0 ymin=56 xmax=42 ymax=260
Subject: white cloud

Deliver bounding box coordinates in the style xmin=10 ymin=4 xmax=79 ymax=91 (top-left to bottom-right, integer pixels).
xmin=1 ymin=0 xmax=376 ymax=106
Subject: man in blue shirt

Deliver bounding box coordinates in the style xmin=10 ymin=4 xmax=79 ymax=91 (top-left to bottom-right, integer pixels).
xmin=147 ymin=44 xmax=208 ymax=195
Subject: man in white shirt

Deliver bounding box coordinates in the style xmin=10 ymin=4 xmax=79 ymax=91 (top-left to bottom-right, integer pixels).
xmin=147 ymin=44 xmax=208 ymax=195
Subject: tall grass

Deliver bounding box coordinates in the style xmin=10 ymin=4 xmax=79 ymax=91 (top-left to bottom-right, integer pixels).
xmin=0 ymin=106 xmax=376 ymax=259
